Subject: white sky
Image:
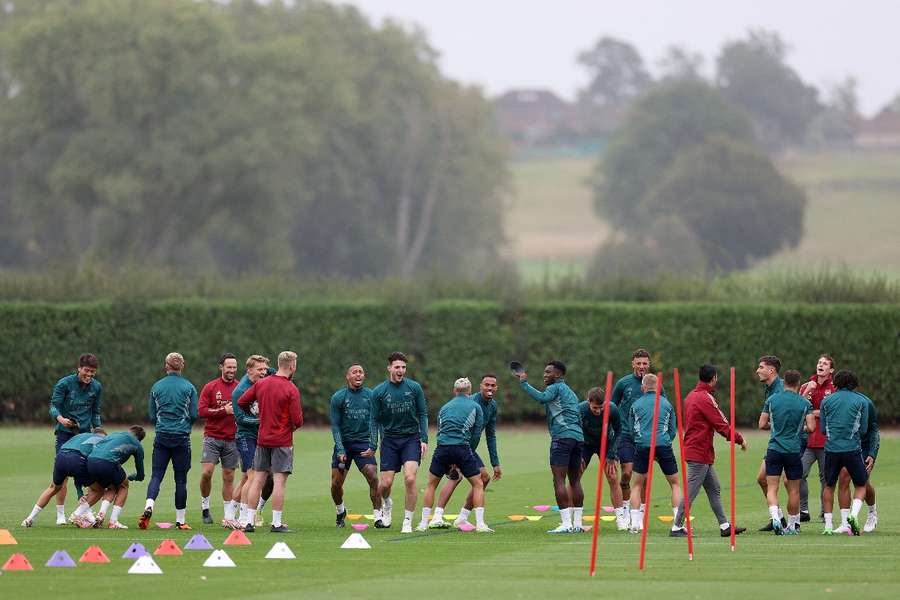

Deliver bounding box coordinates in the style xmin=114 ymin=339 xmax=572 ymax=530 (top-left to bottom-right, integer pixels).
xmin=341 ymin=0 xmax=899 ymax=117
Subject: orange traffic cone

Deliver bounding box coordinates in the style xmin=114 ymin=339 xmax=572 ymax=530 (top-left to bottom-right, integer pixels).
xmin=0 ymin=529 xmax=18 ymax=545
xmin=79 ymin=545 xmax=111 ymax=563
xmin=3 ymin=553 xmax=34 ymax=571
xmin=223 ymin=529 xmax=252 ymax=545
xmin=153 ymin=539 xmax=183 ymax=556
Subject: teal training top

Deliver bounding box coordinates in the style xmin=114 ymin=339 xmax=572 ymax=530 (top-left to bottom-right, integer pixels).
xmin=437 ymin=394 xmax=483 ymax=447
xmin=468 ymin=392 xmax=500 ymax=467
xmin=232 ymin=374 xmax=259 ymax=440
xmin=857 ymin=392 xmax=880 ymax=460
xmin=631 ymin=391 xmax=677 ymax=448
xmin=90 ymin=432 xmax=145 ymax=481
xmin=821 ymin=389 xmax=869 ymax=453
xmin=149 ymin=372 xmax=198 ymax=436
xmin=764 ymin=377 xmax=785 ymax=400
xmin=330 ymin=386 xmax=377 ymax=454
xmin=371 ymin=378 xmax=428 ymax=442
xmin=50 ymin=373 xmax=102 ymax=434
xmin=612 ymin=373 xmax=666 ymax=442
xmin=519 ymin=378 xmax=583 ymax=442
xmin=60 ymin=432 xmax=106 ymax=458
xmin=763 ymin=390 xmax=812 ymax=454
xmin=579 ymin=400 xmax=620 ymax=459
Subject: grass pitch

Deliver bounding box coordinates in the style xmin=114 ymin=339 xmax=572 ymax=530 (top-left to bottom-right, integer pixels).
xmin=1 ymin=427 xmax=898 ymax=599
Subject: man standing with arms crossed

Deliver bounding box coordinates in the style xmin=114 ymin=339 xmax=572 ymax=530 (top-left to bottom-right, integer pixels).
xmin=238 ymin=351 xmax=303 ymax=533
xmin=371 ymin=351 xmax=429 ymax=534
xmin=198 ymin=353 xmax=240 ymax=526
xmin=49 ymin=353 xmax=103 ymax=525
xmin=672 ymin=364 xmax=747 ymax=538
xmin=798 ymin=354 xmax=835 ymax=523
xmin=139 ymin=352 xmax=198 ymax=530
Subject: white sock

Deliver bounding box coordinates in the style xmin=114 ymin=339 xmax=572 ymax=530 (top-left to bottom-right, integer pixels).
xmin=56 ymin=504 xmax=65 ymax=518
xmin=630 ymin=509 xmax=641 ymax=526
xmin=257 ymin=498 xmax=266 ymax=511
xmin=433 ymin=507 xmax=444 ymax=520
xmin=224 ymin=500 xmax=236 ymax=520
xmin=573 ymin=507 xmax=583 ymax=529
xmin=421 ymin=507 xmax=432 ymax=523
xmin=720 ymin=522 xmax=731 ymax=531
xmin=176 ymin=508 xmax=186 ymax=523
xmin=768 ymin=505 xmax=780 ymax=521
xmin=335 ymin=503 xmax=345 ymax=515
xmin=868 ymin=503 xmax=877 ymax=516
xmin=383 ymin=496 xmax=392 ymax=509
xmin=247 ymin=508 xmax=257 ymax=525
xmin=789 ymin=514 xmax=800 ymax=529
xmin=840 ymin=508 xmax=850 ymax=526
xmin=475 ymin=507 xmax=485 ymax=527
xmin=851 ymin=499 xmax=863 ymax=518
xmin=622 ymin=501 xmax=629 ymax=513
xmin=272 ymin=510 xmax=282 ymax=527
xmin=560 ymin=507 xmax=572 ymax=528
xmin=672 ymin=506 xmax=678 ymax=519
xmin=374 ymin=508 xmax=382 ymax=520
xmin=458 ymin=507 xmax=471 ymax=521
xmin=640 ymin=503 xmax=646 ymax=513
xmin=777 ymin=507 xmax=784 ymax=519
xmin=27 ymin=505 xmax=42 ymax=522
xmin=404 ymin=509 xmax=414 ymax=522
xmin=145 ymin=498 xmax=155 ymax=511
xmin=74 ymin=502 xmax=91 ymax=517
xmin=111 ymin=505 xmax=123 ymax=523
xmin=201 ymin=496 xmax=210 ymax=510
xmin=824 ymin=513 xmax=834 ymax=529
xmin=239 ymin=504 xmax=248 ymax=522
xmin=98 ymin=499 xmax=111 ymax=517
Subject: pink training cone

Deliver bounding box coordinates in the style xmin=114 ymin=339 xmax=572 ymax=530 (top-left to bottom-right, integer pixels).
xmin=457 ymin=522 xmax=475 ymax=532
xmin=533 ymin=505 xmax=551 ymax=512
xmin=351 ymin=524 xmax=369 ymax=531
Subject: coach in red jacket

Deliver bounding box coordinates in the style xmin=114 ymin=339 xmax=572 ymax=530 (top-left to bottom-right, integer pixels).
xmin=238 ymin=350 xmax=303 ymax=533
xmin=798 ymin=354 xmax=835 ymax=522
xmin=671 ymin=364 xmax=747 ymax=538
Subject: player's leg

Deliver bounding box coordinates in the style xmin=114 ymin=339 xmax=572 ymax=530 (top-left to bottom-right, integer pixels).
xmin=628 ymin=471 xmax=646 ymax=533
xmin=799 ymin=447 xmax=815 ymax=520
xmin=845 ymin=452 xmax=869 ymax=536
xmin=815 ymin=449 xmax=827 ymax=521
xmin=376 ymin=436 xmax=400 ymax=528
xmin=54 ymin=432 xmax=72 ymax=524
xmin=821 ymin=451 xmax=839 ymax=533
xmin=758 ymin=457 xmax=785 ymax=531
xmin=141 ymin=434 xmax=172 ymax=529
xmin=257 ymin=472 xmax=274 ymax=526
xmin=93 ymin=485 xmax=116 ymax=528
xmin=220 ymin=439 xmax=238 ymax=525
xmin=835 ymin=468 xmax=852 ymax=533
xmin=618 ymin=436 xmax=635 ymax=517
xmin=863 ymin=481 xmax=877 ymax=532
xmin=567 ymin=441 xmax=585 ymax=531
xmin=243 ymin=464 xmax=269 ymax=532
xmin=401 ymin=459 xmax=419 ymax=533
xmin=331 ymin=467 xmax=348 ymax=526
xmin=435 ymin=471 xmax=462 ymax=514
xmin=352 ymin=446 xmax=381 ymax=523
xmin=674 ymin=461 xmax=704 ymax=532
xmin=172 ymin=436 xmax=192 ymax=528
xmin=467 ymin=474 xmax=489 ymax=532
xmin=417 ymin=472 xmax=443 ymax=531
xmin=269 ymin=472 xmax=290 ymax=532
xmin=199 ymin=437 xmax=219 ymax=524
xmin=784 ymin=478 xmax=801 ymax=533
xmin=107 ymin=480 xmax=129 ymax=528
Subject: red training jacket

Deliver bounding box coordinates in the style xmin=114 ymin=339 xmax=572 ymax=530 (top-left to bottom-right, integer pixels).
xmin=682 ymin=381 xmax=744 ymax=465
xmin=799 ymin=374 xmax=834 ymax=449
xmin=237 ymin=374 xmax=303 ymax=448
xmin=198 ymin=378 xmax=238 ymax=440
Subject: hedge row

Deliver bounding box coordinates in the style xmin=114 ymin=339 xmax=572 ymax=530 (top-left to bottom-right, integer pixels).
xmin=2 ymin=300 xmax=898 ymax=426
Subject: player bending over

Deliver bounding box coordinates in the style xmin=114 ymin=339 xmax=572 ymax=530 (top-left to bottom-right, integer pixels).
xmin=579 ymin=387 xmax=626 ymax=530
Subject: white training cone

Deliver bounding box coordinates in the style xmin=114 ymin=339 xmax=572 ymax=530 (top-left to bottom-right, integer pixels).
xmin=340 ymin=533 xmax=371 ymax=549
xmin=128 ymin=555 xmax=162 ymax=575
xmin=265 ymin=542 xmax=296 ymax=559
xmin=203 ymin=549 xmax=236 ymax=567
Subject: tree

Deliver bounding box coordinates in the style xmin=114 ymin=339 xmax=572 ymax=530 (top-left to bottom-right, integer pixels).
xmin=657 ymin=45 xmax=705 ymax=82
xmin=806 ymin=77 xmax=861 ymax=147
xmin=576 ymin=36 xmax=651 ymax=109
xmin=641 ymin=135 xmax=806 ymax=270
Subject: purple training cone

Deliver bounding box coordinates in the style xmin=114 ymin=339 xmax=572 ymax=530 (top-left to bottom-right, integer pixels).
xmin=184 ymin=534 xmax=214 ymax=550
xmin=122 ymin=543 xmax=149 ymax=559
xmin=46 ymin=550 xmax=77 ymax=568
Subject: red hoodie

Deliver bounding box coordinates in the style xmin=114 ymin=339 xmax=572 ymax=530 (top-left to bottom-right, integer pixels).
xmin=198 ymin=377 xmax=238 ymax=440
xmin=237 ymin=374 xmax=303 ymax=448
xmin=682 ymin=381 xmax=744 ymax=464
xmin=799 ymin=374 xmax=834 ymax=449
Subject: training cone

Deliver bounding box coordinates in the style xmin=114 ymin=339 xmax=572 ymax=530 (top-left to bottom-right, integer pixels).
xmin=46 ymin=550 xmax=77 ymax=568
xmin=203 ymin=549 xmax=236 ymax=567
xmin=128 ymin=555 xmax=162 ymax=575
xmin=154 ymin=539 xmax=183 ymax=556
xmin=2 ymin=553 xmax=33 ymax=571
xmin=525 ymin=516 xmax=542 ymax=522
xmin=457 ymin=522 xmax=475 ymax=532
xmin=265 ymin=542 xmax=296 ymax=559
xmin=340 ymin=533 xmax=371 ymax=549
xmin=156 ymin=522 xmax=173 ymax=529
xmin=184 ymin=534 xmax=213 ymax=550
xmin=79 ymin=545 xmax=111 ymax=563
xmin=0 ymin=529 xmax=18 ymax=544
xmin=347 ymin=513 xmax=363 ymax=520
xmin=532 ymin=505 xmax=551 ymax=512
xmin=351 ymin=523 xmax=368 ymax=531
xmin=224 ymin=529 xmax=251 ymax=545
xmin=507 ymin=515 xmax=526 ymax=521
xmin=122 ymin=543 xmax=148 ymax=559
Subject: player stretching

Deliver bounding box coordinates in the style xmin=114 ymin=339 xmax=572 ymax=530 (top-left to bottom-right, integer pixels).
xmin=579 ymin=387 xmax=626 ymax=530
xmin=198 ymin=353 xmax=240 ymax=526
xmin=754 ymin=355 xmax=787 ymax=531
xmin=80 ymin=427 xmax=146 ymax=529
xmin=516 ymin=360 xmax=585 ymax=533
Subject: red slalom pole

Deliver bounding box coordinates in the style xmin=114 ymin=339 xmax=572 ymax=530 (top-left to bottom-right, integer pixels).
xmin=729 ymin=366 xmax=737 ymax=551
xmin=589 ymin=371 xmax=614 ymax=577
xmin=673 ymin=368 xmax=693 ymax=560
xmin=638 ymin=371 xmax=663 ymax=571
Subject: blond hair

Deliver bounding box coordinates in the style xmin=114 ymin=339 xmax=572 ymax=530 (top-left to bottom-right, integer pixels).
xmin=246 ymin=354 xmax=270 ymax=370
xmin=277 ymin=351 xmax=297 ymax=369
xmin=165 ymin=352 xmax=185 ymax=372
xmin=641 ymin=373 xmax=658 ymax=392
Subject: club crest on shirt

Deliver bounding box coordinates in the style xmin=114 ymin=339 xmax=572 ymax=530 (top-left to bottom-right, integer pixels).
xmin=215 ymin=391 xmax=223 ymax=401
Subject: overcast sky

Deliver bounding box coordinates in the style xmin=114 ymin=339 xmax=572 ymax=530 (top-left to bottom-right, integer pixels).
xmin=342 ymin=0 xmax=899 ymax=117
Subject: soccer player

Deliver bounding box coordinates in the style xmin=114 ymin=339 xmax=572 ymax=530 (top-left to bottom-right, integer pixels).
xmin=579 ymin=387 xmax=626 ymax=530
xmin=371 ymin=351 xmax=429 ymax=534
xmin=758 ymin=370 xmax=815 ymax=535
xmin=417 ymin=378 xmax=492 ymax=533
xmin=49 ymin=353 xmax=103 ymax=524
xmin=198 ymin=353 xmax=240 ymax=525
xmin=330 ymin=363 xmax=379 ymax=527
xmin=238 ymin=350 xmax=303 ymax=533
xmin=21 ymin=430 xmax=106 ymax=527
xmin=628 ymin=373 xmax=682 ymax=534
xmin=433 ymin=374 xmax=502 ymax=529
xmin=516 ymin=360 xmax=585 ymax=533
xmin=798 ymin=354 xmax=835 ymax=523
xmin=672 ymin=364 xmax=746 ymax=538
xmin=754 ymin=355 xmax=788 ymax=531
xmin=139 ymin=352 xmax=198 ymax=530
xmin=611 ymin=349 xmax=666 ymax=526
xmin=232 ymin=355 xmax=275 ymax=529
xmin=78 ymin=426 xmax=146 ymax=529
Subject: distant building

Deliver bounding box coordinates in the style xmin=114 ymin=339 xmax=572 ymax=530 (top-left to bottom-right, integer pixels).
xmin=856 ymin=97 xmax=900 ymax=148
xmin=493 ymin=89 xmax=574 ymax=146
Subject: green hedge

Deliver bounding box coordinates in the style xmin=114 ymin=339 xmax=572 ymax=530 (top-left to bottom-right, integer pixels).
xmin=2 ymin=300 xmax=898 ymax=426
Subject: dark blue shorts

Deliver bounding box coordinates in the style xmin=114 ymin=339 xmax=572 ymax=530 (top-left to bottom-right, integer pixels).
xmin=87 ymin=457 xmax=127 ymax=488
xmin=825 ymin=450 xmax=868 ymax=487
xmin=152 ymin=432 xmax=192 ymax=476
xmin=333 ymin=441 xmax=377 ymax=471
xmin=380 ymin=434 xmax=421 ymax=472
xmin=765 ymin=449 xmax=803 ymax=480
xmin=236 ymin=437 xmax=257 ymax=473
xmin=634 ymin=445 xmax=678 ymax=476
xmin=53 ymin=450 xmax=92 ymax=487
xmin=430 ymin=444 xmax=480 ymax=479
xmin=582 ymin=443 xmax=601 ymax=467
xmin=617 ymin=436 xmax=637 ymax=464
xmin=55 ymin=430 xmax=77 ymax=454
xmin=861 ymin=444 xmax=872 ymax=460
xmin=473 ymin=451 xmax=485 ymax=470
xmin=549 ymin=437 xmax=583 ymax=470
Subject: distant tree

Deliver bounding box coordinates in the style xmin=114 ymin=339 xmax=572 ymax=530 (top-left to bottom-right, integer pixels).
xmin=806 ymin=77 xmax=861 ymax=147
xmin=716 ymin=29 xmax=821 ymax=148
xmin=576 ymin=36 xmax=652 ymax=109
xmin=641 ymin=135 xmax=806 ymax=270
xmin=657 ymin=45 xmax=705 ymax=82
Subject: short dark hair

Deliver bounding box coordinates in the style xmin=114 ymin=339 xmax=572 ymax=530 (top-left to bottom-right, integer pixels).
xmin=129 ymin=425 xmax=146 ymax=441
xmin=833 ymin=370 xmax=859 ymax=390
xmin=79 ymin=353 xmax=99 ymax=369
xmin=587 ymin=387 xmax=604 ymax=403
xmin=481 ymin=373 xmax=497 ymax=381
xmin=758 ymin=355 xmax=781 ymax=372
xmin=783 ymin=369 xmax=802 ymax=387
xmin=218 ymin=352 xmax=237 ymax=365
xmin=818 ymin=354 xmax=835 ymax=369
xmin=388 ymin=351 xmax=408 ymax=364
xmin=346 ymin=362 xmax=364 ymax=372
xmin=632 ymin=348 xmax=650 ymax=360
xmin=547 ymin=360 xmax=566 ymax=375
xmin=698 ymin=364 xmax=717 ymax=383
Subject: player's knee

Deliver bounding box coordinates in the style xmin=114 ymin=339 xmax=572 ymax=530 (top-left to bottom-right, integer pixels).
xmin=403 ymin=474 xmax=416 ymax=488
xmin=222 ymin=470 xmax=235 ymax=483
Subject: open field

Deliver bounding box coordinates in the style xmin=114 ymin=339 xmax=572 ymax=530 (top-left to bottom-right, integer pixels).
xmin=1 ymin=427 xmax=898 ymax=599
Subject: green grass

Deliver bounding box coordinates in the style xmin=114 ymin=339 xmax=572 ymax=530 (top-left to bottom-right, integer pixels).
xmin=1 ymin=428 xmax=899 ymax=598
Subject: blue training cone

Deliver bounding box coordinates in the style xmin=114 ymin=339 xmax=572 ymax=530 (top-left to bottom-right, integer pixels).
xmin=122 ymin=543 xmax=148 ymax=559
xmin=46 ymin=550 xmax=77 ymax=568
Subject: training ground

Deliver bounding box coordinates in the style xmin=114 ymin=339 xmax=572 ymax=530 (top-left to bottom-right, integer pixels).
xmin=1 ymin=427 xmax=898 ymax=599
